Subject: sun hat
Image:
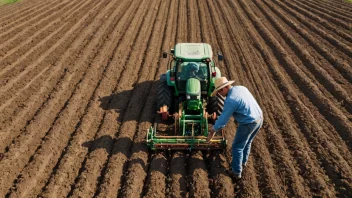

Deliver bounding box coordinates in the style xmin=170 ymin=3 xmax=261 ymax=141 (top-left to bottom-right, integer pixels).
xmin=211 ymin=77 xmax=235 ymax=97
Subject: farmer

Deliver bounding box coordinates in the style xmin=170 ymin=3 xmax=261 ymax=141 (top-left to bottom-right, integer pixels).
xmin=188 ymin=62 xmax=199 ymax=76
xmin=207 ymin=77 xmax=263 ymax=179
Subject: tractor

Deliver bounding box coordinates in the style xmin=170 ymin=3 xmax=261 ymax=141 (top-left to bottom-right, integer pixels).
xmin=146 ymin=43 xmax=227 ymax=150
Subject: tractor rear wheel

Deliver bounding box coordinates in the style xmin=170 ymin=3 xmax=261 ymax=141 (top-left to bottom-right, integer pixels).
xmin=156 ymin=74 xmax=173 ymax=115
xmin=207 ymin=93 xmax=225 ymax=118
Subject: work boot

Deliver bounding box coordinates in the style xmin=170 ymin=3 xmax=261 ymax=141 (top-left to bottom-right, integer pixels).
xmin=227 ymin=170 xmax=241 ymax=179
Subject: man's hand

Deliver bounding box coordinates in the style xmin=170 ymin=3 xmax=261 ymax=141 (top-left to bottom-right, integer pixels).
xmin=206 ymin=129 xmax=216 ymax=143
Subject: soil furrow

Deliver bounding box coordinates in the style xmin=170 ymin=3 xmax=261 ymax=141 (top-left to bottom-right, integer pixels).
xmin=117 ymin=82 xmax=157 ymax=198
xmin=0 ymin=0 xmax=107 ymax=152
xmin=0 ymin=0 xmax=351 ymax=197
xmin=0 ymin=0 xmax=110 ymax=196
xmin=304 ymin=0 xmax=352 ymax=19
xmin=207 ymin=0 xmax=287 ymax=196
xmin=197 ymin=0 xmax=213 ymax=46
xmin=252 ymin=1 xmax=352 ymax=114
xmin=0 ymin=0 xmax=89 ymax=112
xmin=7 ymin=1 xmax=133 ymax=197
xmin=291 ymin=0 xmax=352 ymax=31
xmin=265 ymin=0 xmax=352 ymax=83
xmin=143 ymin=152 xmax=168 ymax=198
xmin=283 ymin=0 xmax=352 ymax=41
xmin=253 ymin=0 xmax=352 ymax=160
xmin=243 ymin=34 xmax=338 ymax=193
xmin=93 ymin=1 xmax=166 ymax=197
xmin=198 ymin=0 xmax=248 ymax=196
xmin=176 ymin=0 xmax=188 ymax=43
xmin=0 ymin=0 xmax=43 ymax=20
xmin=204 ymin=0 xmax=255 ymax=195
xmin=1 ymin=0 xmax=102 ymax=142
xmin=252 ymin=141 xmax=289 ymax=197
xmin=281 ymin=0 xmax=352 ymax=45
xmin=273 ymin=64 xmax=352 ymax=196
xmin=0 ymin=0 xmax=87 ymax=89
xmin=270 ymin=0 xmax=352 ymax=75
xmin=204 ymin=0 xmax=239 ymax=82
xmin=163 ymin=0 xmax=189 ymax=197
xmin=118 ymin=56 xmax=168 ymax=197
xmin=8 ymin=50 xmax=108 ymax=197
xmin=0 ymin=0 xmax=80 ymax=64
xmin=197 ymin=0 xmax=232 ymax=84
xmin=38 ymin=1 xmax=137 ymax=196
xmin=0 ymin=0 xmax=75 ymax=45
xmin=238 ymin=0 xmax=352 ymax=195
xmin=188 ymin=151 xmax=210 ymax=198
xmin=0 ymin=0 xmax=63 ymax=34
xmin=98 ymin=3 xmax=169 ymax=198
xmin=216 ymin=0 xmax=314 ymax=196
xmin=226 ymin=0 xmax=346 ymax=196
xmin=240 ymin=0 xmax=352 ymax=146
xmin=199 ymin=0 xmax=255 ymax=195
xmin=297 ymin=0 xmax=352 ymax=24
xmin=0 ymin=1 xmax=90 ymax=107
xmin=206 ymin=152 xmax=235 ymax=197
xmin=118 ymin=1 xmax=177 ymax=196
xmin=260 ymin=116 xmax=313 ymax=197
xmin=235 ymin=161 xmax=261 ymax=198
xmin=0 ymin=0 xmax=51 ymax=28
xmin=240 ymin=6 xmax=347 ymax=195
xmin=166 ymin=152 xmax=188 ymax=198
xmin=181 ymin=2 xmax=208 ymax=197
xmin=68 ymin=1 xmax=153 ymax=197
xmin=321 ymin=0 xmax=352 ymax=12
xmin=188 ymin=0 xmax=201 ymax=42
xmin=137 ymin=12 xmax=178 ymax=193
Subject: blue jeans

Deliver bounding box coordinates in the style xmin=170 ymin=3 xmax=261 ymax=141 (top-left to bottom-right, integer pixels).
xmin=231 ymin=118 xmax=263 ymax=175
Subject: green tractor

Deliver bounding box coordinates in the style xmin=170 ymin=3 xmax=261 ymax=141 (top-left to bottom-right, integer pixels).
xmin=147 ymin=43 xmax=227 ymax=150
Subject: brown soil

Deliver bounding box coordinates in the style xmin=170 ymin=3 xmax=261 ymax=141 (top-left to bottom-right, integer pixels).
xmin=0 ymin=0 xmax=351 ymax=197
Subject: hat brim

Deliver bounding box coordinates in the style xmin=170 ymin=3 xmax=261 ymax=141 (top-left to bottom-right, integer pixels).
xmin=210 ymin=80 xmax=235 ymax=97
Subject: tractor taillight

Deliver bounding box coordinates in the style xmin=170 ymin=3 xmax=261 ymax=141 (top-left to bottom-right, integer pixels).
xmin=170 ymin=77 xmax=175 ymax=81
xmin=212 ymin=72 xmax=216 ymax=77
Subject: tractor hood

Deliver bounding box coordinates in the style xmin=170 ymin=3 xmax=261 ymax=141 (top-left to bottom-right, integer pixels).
xmin=186 ymin=78 xmax=201 ymax=97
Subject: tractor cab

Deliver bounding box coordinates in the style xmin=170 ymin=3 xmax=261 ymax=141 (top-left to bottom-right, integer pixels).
xmin=176 ymin=61 xmax=208 ymax=92
xmin=164 ymin=43 xmax=223 ymax=97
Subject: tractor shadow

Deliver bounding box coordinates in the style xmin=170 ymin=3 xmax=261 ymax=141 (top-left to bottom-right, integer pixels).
xmin=81 ymin=80 xmax=159 ymax=176
xmin=97 ymin=80 xmax=156 ymax=123
xmin=87 ymin=80 xmax=231 ymax=182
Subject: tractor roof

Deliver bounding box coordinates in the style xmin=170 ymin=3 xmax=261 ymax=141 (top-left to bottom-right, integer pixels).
xmin=174 ymin=43 xmax=213 ymax=61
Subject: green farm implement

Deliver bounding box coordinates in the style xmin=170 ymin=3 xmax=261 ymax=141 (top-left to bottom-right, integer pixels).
xmin=147 ymin=43 xmax=227 ymax=150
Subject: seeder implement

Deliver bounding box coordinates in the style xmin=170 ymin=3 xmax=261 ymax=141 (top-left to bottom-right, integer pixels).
xmin=147 ymin=124 xmax=226 ymax=150
xmin=147 ymin=104 xmax=227 ymax=150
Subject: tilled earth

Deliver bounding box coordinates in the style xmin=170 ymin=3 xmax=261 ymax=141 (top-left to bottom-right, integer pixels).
xmin=0 ymin=0 xmax=351 ymax=197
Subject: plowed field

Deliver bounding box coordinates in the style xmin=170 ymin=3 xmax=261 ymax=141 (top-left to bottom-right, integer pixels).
xmin=0 ymin=0 xmax=351 ymax=197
